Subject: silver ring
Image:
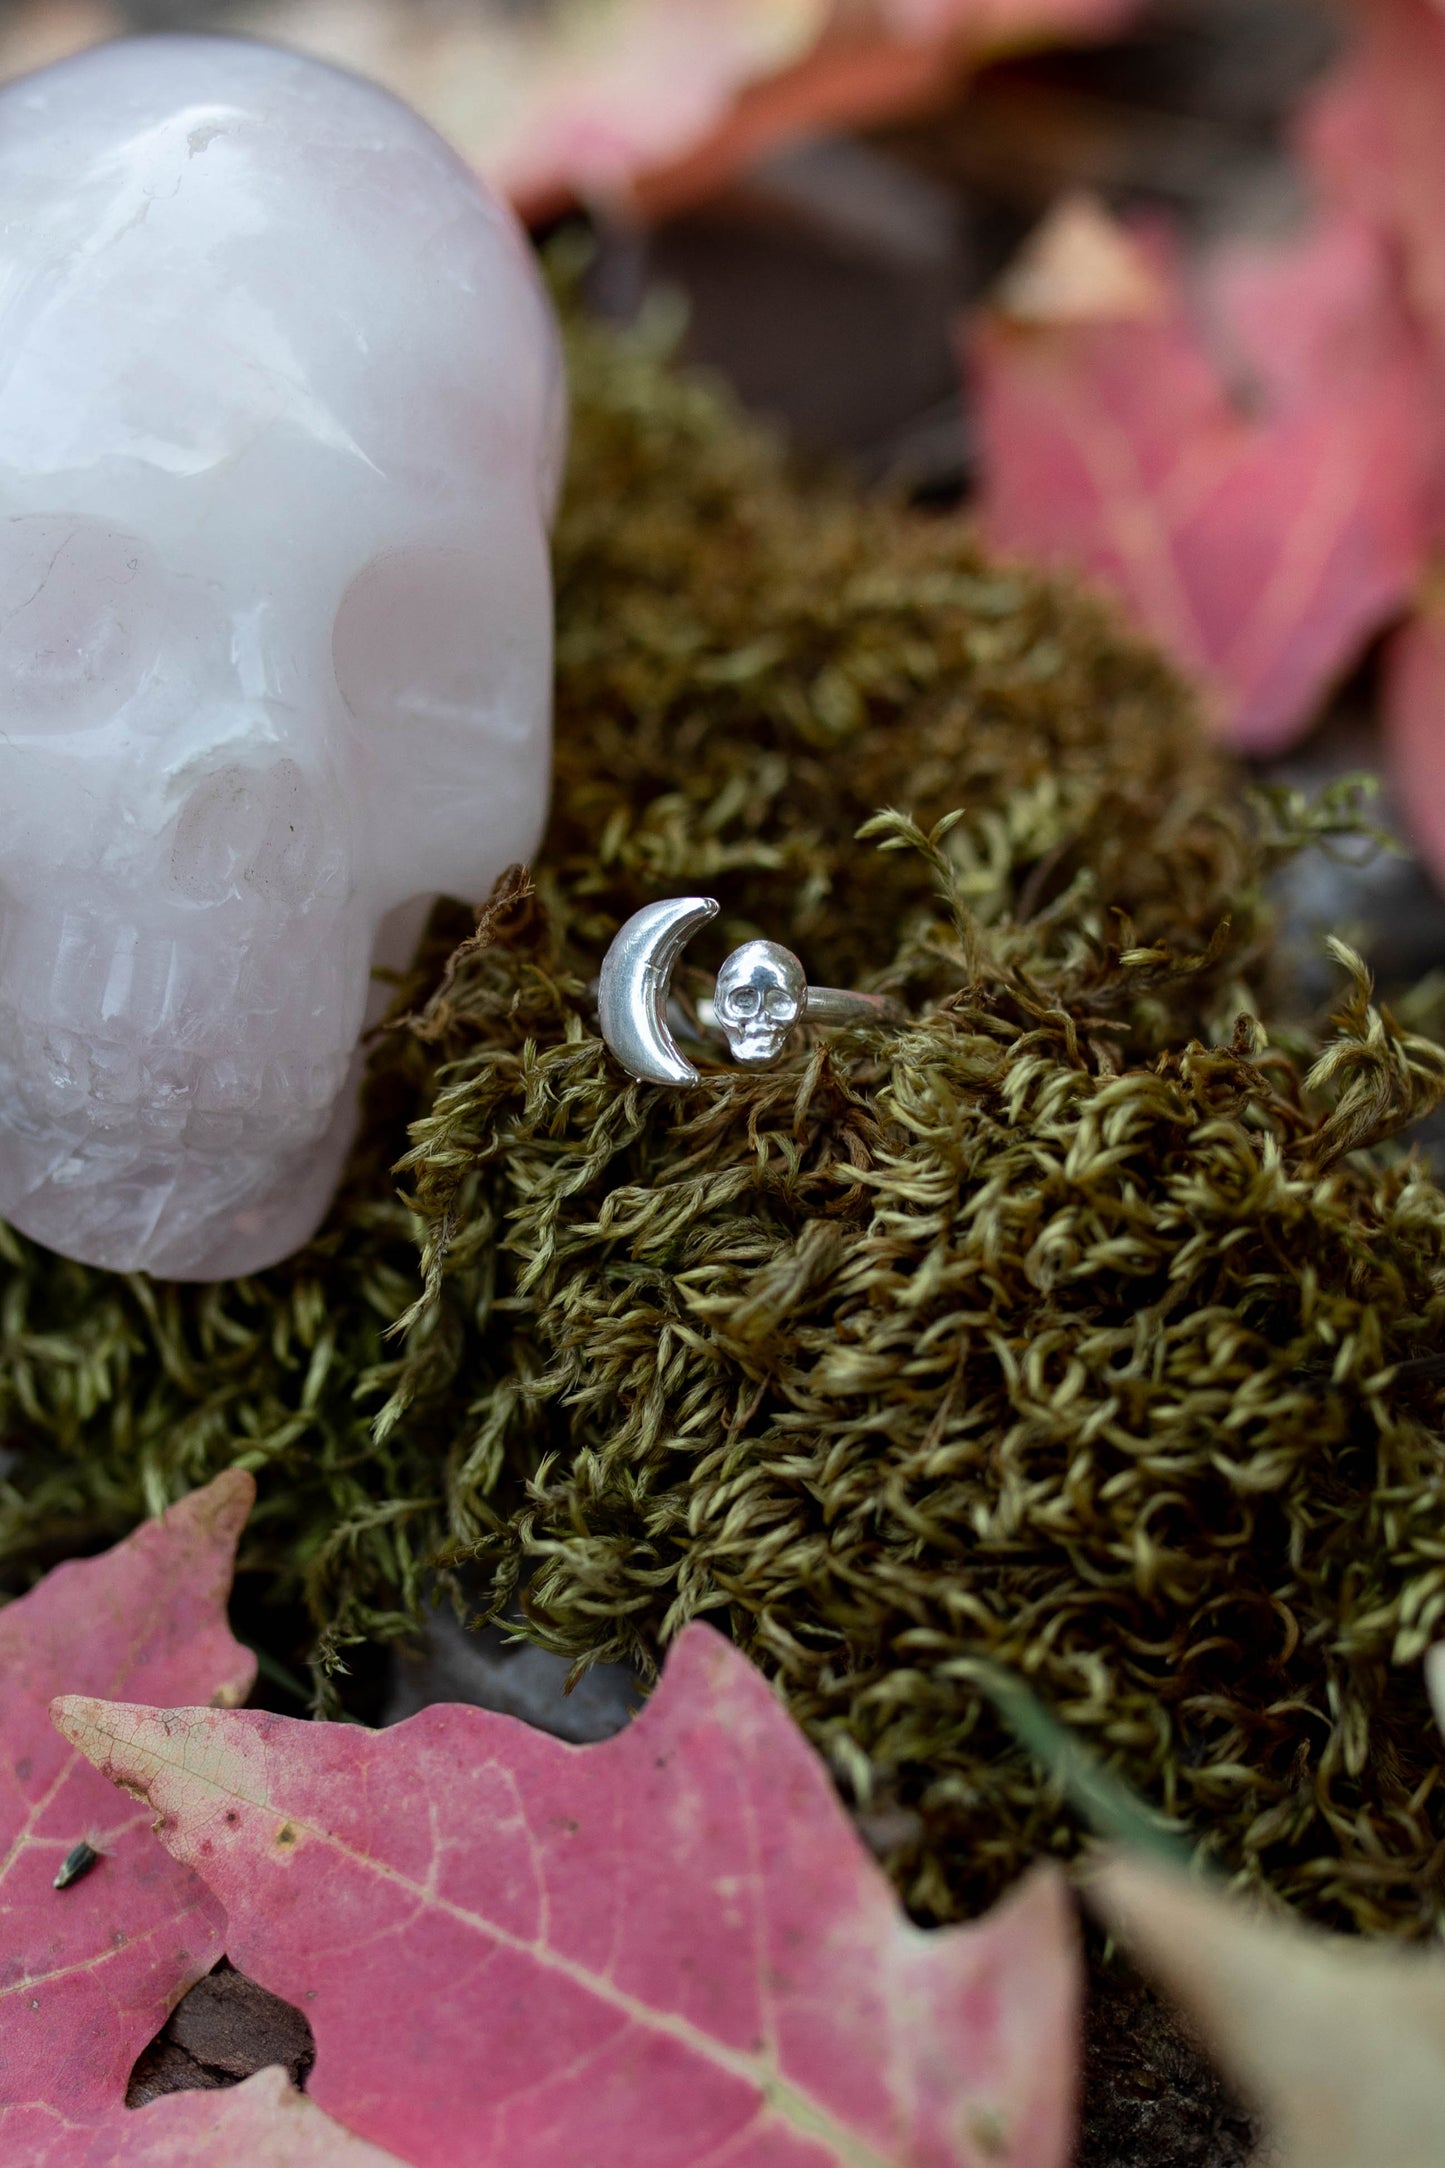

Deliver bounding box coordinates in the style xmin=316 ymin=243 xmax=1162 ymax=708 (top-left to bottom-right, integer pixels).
xmin=597 ymin=896 xmax=902 ymax=1087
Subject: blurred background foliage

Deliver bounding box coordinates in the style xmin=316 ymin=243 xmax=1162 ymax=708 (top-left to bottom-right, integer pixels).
xmin=8 ymin=0 xmax=1430 ymax=992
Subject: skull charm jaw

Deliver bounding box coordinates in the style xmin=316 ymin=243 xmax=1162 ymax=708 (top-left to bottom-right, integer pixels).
xmin=0 ymin=38 xmax=563 ymax=1278
xmin=714 ymin=941 xmax=808 ymax=1066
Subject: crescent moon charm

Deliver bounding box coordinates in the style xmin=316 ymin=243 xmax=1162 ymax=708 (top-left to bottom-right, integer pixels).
xmin=598 ymin=896 xmax=720 ymax=1086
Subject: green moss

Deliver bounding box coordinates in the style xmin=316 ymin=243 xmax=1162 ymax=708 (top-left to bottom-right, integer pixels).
xmin=546 ymin=296 xmax=1256 ymax=1000
xmin=395 ymin=833 xmax=1445 ymax=1937
xmin=0 ymin=298 xmax=1440 ymax=1935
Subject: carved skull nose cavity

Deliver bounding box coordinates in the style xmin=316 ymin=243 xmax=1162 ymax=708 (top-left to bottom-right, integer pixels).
xmin=170 ymin=759 xmax=335 ymax=909
xmin=333 ymin=547 xmax=497 ymax=735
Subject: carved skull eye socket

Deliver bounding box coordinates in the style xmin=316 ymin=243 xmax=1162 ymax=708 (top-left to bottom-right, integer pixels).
xmin=333 ymin=547 xmax=498 ymax=737
xmin=0 ymin=516 xmax=163 ymax=730
xmin=727 ymin=985 xmax=762 ymax=1019
xmin=764 ymin=988 xmax=796 ymax=1018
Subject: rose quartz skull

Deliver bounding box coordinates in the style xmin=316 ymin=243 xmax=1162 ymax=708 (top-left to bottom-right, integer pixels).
xmin=0 ymin=36 xmax=562 ymax=1277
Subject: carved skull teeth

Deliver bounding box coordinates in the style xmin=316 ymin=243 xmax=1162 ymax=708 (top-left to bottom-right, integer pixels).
xmin=0 ymin=907 xmax=356 ymax=1029
xmin=1 ymin=1009 xmax=349 ymax=1144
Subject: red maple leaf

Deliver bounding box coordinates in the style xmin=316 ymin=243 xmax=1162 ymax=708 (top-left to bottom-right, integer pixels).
xmin=1382 ymin=578 xmax=1445 ymax=887
xmin=966 ymin=191 xmax=1433 ymax=752
xmin=621 ymin=0 xmax=1142 ymax=223
xmin=7 ymin=2065 xmax=403 ymax=2166
xmin=58 ymin=1625 xmax=1081 ymax=2168
xmin=0 ymin=1473 xmax=408 ymax=2161
xmin=1304 ymin=0 xmax=1445 ymax=383
xmin=1299 ymin=0 xmax=1445 ymax=885
xmin=0 ymin=1472 xmax=255 ymax=2135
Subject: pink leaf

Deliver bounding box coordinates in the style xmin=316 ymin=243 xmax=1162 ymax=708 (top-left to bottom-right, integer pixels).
xmin=0 ymin=1471 xmax=256 ymax=2128
xmin=967 ymin=192 xmax=1432 ymax=752
xmin=617 ymin=0 xmax=1142 ymax=221
xmin=462 ymin=0 xmax=830 ymax=216
xmin=6 ymin=2066 xmax=405 ymax=2166
xmin=1303 ymin=0 xmax=1445 ymax=375
xmin=58 ymin=1624 xmax=1081 ymax=2168
xmin=876 ymin=0 xmax=1136 ymax=44
xmin=1298 ymin=0 xmax=1445 ymax=534
xmin=1300 ymin=1 xmax=1445 ymax=875
xmin=1384 ymin=572 xmax=1445 ymax=888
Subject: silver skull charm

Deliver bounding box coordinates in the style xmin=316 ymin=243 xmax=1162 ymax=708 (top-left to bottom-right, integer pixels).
xmin=713 ymin=940 xmax=807 ymax=1065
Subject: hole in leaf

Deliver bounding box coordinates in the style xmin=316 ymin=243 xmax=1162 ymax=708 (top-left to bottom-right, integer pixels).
xmin=125 ymin=1958 xmax=315 ymax=2109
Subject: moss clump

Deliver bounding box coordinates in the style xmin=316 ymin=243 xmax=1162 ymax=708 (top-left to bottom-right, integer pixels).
xmin=396 ymin=831 xmax=1445 ymax=1939
xmin=0 ymin=300 xmax=1440 ymax=1935
xmin=0 ymin=300 xmax=1249 ymax=1618
xmin=546 ymin=299 xmax=1256 ymax=1003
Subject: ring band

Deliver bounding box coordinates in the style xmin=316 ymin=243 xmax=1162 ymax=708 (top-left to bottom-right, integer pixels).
xmin=598 ymin=896 xmax=902 ymax=1087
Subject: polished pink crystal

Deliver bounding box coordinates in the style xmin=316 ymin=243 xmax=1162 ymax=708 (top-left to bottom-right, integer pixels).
xmin=0 ymin=37 xmax=562 ymax=1275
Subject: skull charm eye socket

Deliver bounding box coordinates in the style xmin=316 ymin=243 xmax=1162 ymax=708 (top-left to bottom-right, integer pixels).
xmin=714 ymin=940 xmax=806 ymax=1065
